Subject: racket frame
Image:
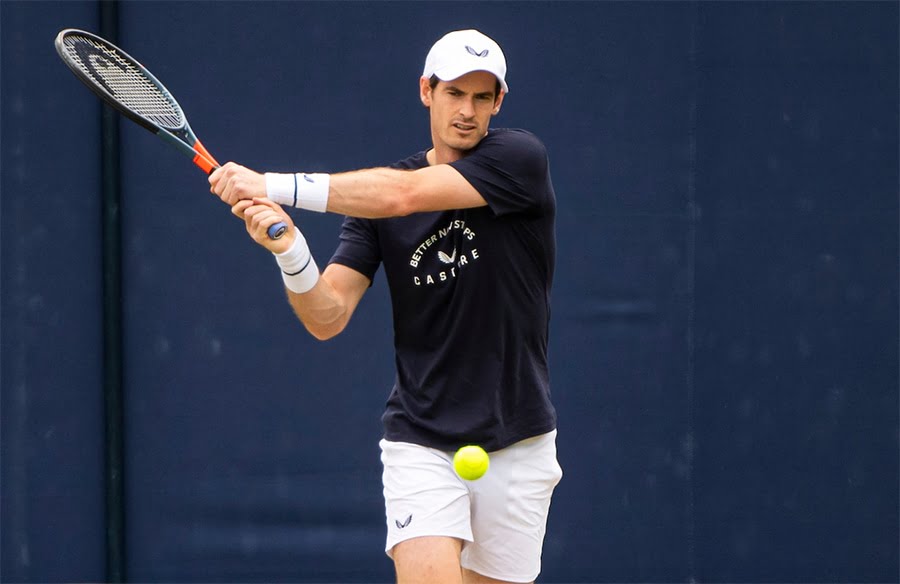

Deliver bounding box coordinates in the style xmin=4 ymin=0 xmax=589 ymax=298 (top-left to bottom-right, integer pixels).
xmin=54 ymin=28 xmax=219 ymax=173
xmin=55 ymin=28 xmax=287 ymax=239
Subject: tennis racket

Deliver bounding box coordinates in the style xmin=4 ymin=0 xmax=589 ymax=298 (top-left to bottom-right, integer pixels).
xmin=54 ymin=28 xmax=287 ymax=240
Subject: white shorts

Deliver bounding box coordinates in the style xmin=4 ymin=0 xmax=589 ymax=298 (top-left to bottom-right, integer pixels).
xmin=380 ymin=430 xmax=563 ymax=583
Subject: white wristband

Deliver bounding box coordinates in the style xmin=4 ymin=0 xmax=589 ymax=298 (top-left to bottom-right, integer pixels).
xmin=265 ymin=172 xmax=330 ymax=213
xmin=273 ymin=228 xmax=320 ymax=294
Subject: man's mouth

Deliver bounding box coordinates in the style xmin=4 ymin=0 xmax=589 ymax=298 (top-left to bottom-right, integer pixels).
xmin=452 ymin=122 xmax=477 ymax=132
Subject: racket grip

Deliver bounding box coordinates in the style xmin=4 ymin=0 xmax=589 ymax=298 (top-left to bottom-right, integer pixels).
xmin=268 ymin=222 xmax=287 ymax=240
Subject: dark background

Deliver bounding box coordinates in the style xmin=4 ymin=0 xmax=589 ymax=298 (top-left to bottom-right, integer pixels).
xmin=2 ymin=1 xmax=897 ymax=582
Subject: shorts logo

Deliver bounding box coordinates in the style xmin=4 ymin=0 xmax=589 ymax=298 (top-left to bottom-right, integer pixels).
xmin=395 ymin=514 xmax=413 ymax=529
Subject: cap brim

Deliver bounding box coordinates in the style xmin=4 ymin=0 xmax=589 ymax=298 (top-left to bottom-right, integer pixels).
xmin=433 ymin=65 xmax=509 ymax=94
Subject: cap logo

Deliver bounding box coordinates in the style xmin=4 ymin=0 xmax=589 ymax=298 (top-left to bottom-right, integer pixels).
xmin=465 ymin=45 xmax=489 ymax=58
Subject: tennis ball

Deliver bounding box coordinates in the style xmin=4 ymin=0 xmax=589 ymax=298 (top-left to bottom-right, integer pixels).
xmin=453 ymin=445 xmax=489 ymax=481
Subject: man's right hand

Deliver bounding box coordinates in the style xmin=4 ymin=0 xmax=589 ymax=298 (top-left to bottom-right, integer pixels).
xmin=210 ymin=162 xmax=267 ymax=206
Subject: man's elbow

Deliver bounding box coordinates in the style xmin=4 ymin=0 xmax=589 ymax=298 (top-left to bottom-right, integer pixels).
xmin=301 ymin=308 xmax=351 ymax=340
xmin=304 ymin=321 xmax=345 ymax=341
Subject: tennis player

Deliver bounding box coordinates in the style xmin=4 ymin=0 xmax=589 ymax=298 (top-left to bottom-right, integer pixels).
xmin=210 ymin=29 xmax=561 ymax=584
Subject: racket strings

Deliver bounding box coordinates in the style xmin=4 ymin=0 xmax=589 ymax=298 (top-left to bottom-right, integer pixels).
xmin=63 ymin=35 xmax=185 ymax=130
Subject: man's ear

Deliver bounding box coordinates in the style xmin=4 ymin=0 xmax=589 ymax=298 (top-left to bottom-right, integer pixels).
xmin=492 ymin=91 xmax=506 ymax=115
xmin=419 ymin=76 xmax=432 ymax=108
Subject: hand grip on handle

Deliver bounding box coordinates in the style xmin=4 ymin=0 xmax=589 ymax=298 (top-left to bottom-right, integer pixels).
xmin=207 ymin=164 xmax=287 ymax=240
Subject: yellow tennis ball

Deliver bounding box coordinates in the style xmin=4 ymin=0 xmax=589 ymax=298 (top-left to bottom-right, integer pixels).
xmin=453 ymin=445 xmax=489 ymax=481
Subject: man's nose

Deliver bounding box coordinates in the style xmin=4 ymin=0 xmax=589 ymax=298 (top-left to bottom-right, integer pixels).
xmin=459 ymin=97 xmax=476 ymax=118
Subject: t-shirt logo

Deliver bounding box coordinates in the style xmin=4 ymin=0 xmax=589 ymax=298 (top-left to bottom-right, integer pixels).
xmin=437 ymin=248 xmax=457 ymax=264
xmin=408 ymin=219 xmax=482 ymax=287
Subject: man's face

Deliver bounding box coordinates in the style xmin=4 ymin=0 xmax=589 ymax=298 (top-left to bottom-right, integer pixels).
xmin=420 ymin=71 xmax=505 ymax=161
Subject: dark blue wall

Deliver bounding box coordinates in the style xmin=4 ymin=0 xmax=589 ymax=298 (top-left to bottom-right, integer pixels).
xmin=1 ymin=2 xmax=105 ymax=582
xmin=2 ymin=1 xmax=897 ymax=582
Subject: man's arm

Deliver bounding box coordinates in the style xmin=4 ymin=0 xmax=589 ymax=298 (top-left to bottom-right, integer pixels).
xmin=327 ymin=164 xmax=486 ymax=217
xmin=235 ymin=198 xmax=370 ymax=340
xmin=284 ymin=262 xmax=371 ymax=340
xmin=210 ymin=162 xmax=487 ymax=218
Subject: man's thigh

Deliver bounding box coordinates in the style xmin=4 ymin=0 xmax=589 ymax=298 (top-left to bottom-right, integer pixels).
xmin=463 ymin=567 xmax=531 ymax=584
xmin=391 ymin=538 xmax=528 ymax=584
xmin=392 ymin=536 xmax=463 ymax=584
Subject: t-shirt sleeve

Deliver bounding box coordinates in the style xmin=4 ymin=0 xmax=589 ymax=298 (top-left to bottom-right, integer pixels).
xmin=328 ymin=216 xmax=380 ymax=283
xmin=448 ymin=129 xmax=552 ymax=217
xmin=326 ymin=150 xmax=428 ymax=283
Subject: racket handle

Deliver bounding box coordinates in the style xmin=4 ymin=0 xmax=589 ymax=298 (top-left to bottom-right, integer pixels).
xmin=208 ymin=166 xmax=286 ymax=240
xmin=268 ymin=222 xmax=287 ymax=240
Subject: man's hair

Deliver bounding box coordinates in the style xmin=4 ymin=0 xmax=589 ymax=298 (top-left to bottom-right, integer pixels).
xmin=429 ymin=74 xmax=502 ymax=101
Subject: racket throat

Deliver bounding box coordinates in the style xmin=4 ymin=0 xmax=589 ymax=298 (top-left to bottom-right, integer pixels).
xmin=191 ymin=138 xmax=220 ymax=173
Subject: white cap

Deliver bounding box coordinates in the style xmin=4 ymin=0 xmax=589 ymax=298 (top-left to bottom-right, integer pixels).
xmin=423 ymin=29 xmax=509 ymax=94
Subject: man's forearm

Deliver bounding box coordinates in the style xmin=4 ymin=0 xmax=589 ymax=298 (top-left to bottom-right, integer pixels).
xmin=327 ymin=168 xmax=418 ymax=219
xmin=327 ymin=164 xmax=486 ymax=217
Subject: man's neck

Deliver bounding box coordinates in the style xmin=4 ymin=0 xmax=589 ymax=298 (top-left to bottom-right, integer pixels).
xmin=427 ymin=145 xmax=465 ymax=166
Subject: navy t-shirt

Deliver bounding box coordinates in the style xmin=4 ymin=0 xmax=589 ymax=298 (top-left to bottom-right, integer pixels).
xmin=329 ymin=128 xmax=557 ymax=452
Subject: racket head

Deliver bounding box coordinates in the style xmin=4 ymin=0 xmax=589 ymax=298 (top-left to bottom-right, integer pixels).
xmin=55 ymin=28 xmax=187 ymax=133
xmin=54 ymin=29 xmax=285 ymax=240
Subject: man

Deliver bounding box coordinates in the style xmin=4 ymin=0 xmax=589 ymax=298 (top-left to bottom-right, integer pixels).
xmin=209 ymin=29 xmax=561 ymax=584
